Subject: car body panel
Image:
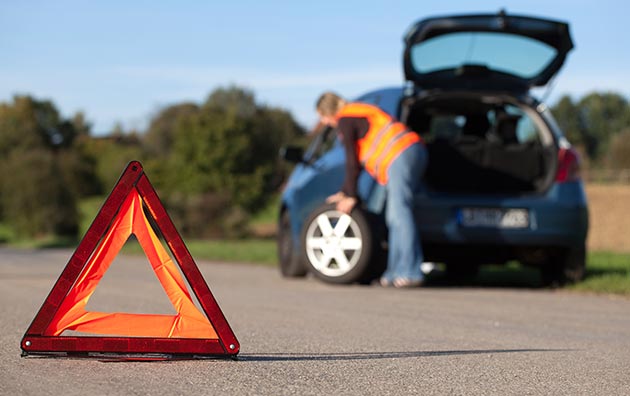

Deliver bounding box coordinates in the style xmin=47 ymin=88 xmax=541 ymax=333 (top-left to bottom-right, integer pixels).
xmin=415 ymin=181 xmax=588 ymax=247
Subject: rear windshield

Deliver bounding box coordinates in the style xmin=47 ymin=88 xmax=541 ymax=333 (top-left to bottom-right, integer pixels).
xmin=409 ymin=32 xmax=557 ymax=79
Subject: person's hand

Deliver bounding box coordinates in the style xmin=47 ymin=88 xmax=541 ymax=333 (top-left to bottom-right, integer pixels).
xmin=336 ymin=196 xmax=357 ymax=214
xmin=326 ymin=191 xmax=346 ymax=204
xmin=326 ymin=192 xmax=357 ymax=214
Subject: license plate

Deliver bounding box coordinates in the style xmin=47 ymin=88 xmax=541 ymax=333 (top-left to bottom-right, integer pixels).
xmin=458 ymin=208 xmax=529 ymax=229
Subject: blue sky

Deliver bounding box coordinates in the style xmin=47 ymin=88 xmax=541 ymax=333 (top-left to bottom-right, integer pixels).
xmin=1 ymin=0 xmax=629 ymax=134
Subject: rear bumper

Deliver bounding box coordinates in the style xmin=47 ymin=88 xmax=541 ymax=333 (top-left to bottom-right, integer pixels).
xmin=415 ymin=182 xmax=589 ymax=249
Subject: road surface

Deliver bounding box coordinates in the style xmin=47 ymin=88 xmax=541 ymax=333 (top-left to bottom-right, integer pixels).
xmin=1 ymin=248 xmax=629 ymax=395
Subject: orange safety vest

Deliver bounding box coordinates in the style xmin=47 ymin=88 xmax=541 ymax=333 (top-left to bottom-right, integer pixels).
xmin=336 ymin=103 xmax=422 ymax=185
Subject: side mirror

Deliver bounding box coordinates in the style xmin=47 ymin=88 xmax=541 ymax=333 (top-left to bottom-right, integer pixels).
xmin=280 ymin=146 xmax=305 ymax=164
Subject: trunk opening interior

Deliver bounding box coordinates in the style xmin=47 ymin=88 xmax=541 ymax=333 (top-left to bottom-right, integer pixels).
xmin=403 ymin=95 xmax=556 ymax=194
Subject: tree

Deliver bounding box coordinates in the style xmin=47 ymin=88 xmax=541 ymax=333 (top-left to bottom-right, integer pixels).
xmin=552 ymin=96 xmax=581 ymax=143
xmin=82 ymin=132 xmax=144 ymax=192
xmin=1 ymin=148 xmax=78 ymax=237
xmin=145 ymin=86 xmax=305 ymax=237
xmin=552 ymin=92 xmax=630 ymax=162
xmin=143 ymin=103 xmax=199 ymax=157
xmin=0 ymin=95 xmax=81 ymax=154
xmin=0 ymin=95 xmax=96 ymax=239
xmin=0 ymin=96 xmax=49 ymax=157
xmin=577 ymin=92 xmax=630 ymax=161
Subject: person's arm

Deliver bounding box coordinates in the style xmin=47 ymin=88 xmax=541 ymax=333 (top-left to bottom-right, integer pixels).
xmin=326 ymin=116 xmax=369 ymax=214
xmin=339 ymin=117 xmax=368 ymax=198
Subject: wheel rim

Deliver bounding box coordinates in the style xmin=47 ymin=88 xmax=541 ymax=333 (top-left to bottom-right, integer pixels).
xmin=305 ymin=210 xmax=363 ymax=277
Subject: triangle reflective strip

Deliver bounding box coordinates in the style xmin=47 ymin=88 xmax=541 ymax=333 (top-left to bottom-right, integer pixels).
xmin=21 ymin=161 xmax=239 ymax=358
xmin=44 ymin=190 xmax=218 ymax=339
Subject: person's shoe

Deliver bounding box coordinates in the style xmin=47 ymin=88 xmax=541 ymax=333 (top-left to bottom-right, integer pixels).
xmin=392 ymin=278 xmax=424 ymax=288
xmin=379 ymin=277 xmax=393 ymax=287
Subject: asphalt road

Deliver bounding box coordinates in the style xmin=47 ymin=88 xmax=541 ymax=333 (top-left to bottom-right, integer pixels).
xmin=1 ymin=248 xmax=629 ymax=395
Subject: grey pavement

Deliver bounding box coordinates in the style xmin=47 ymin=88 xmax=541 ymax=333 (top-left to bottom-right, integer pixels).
xmin=0 ymin=248 xmax=629 ymax=395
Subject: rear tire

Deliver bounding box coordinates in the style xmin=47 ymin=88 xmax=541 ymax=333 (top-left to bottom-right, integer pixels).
xmin=540 ymin=244 xmax=586 ymax=286
xmin=278 ymin=210 xmax=307 ymax=277
xmin=301 ymin=203 xmax=381 ymax=284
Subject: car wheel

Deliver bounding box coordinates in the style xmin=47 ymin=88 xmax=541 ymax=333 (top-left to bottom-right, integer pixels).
xmin=301 ymin=203 xmax=379 ymax=284
xmin=540 ymin=244 xmax=586 ymax=286
xmin=277 ymin=210 xmax=307 ymax=277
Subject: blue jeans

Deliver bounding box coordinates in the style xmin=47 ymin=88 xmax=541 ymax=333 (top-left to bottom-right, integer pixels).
xmin=380 ymin=142 xmax=427 ymax=282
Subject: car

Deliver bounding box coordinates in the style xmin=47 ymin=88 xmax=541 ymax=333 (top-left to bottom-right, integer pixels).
xmin=277 ymin=10 xmax=589 ymax=286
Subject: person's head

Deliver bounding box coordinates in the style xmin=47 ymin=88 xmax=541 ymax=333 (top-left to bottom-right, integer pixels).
xmin=316 ymin=91 xmax=346 ymax=127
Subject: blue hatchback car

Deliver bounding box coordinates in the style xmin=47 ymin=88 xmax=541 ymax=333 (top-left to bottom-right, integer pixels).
xmin=277 ymin=11 xmax=588 ymax=286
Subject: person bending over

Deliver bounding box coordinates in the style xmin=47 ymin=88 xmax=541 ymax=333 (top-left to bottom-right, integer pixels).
xmin=316 ymin=92 xmax=428 ymax=288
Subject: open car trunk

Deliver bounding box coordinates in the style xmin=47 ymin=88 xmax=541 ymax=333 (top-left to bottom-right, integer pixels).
xmin=403 ymin=93 xmax=557 ymax=194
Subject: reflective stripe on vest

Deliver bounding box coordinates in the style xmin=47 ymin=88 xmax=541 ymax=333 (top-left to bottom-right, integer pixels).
xmin=336 ymin=103 xmax=421 ymax=184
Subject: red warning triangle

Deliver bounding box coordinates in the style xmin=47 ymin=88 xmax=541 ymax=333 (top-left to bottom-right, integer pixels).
xmin=21 ymin=161 xmax=239 ymax=359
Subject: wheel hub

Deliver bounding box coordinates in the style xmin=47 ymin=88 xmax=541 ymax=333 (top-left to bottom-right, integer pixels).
xmin=305 ymin=210 xmax=363 ymax=277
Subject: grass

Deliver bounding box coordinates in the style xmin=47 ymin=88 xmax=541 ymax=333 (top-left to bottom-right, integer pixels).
xmin=568 ymin=251 xmax=630 ymax=295
xmin=122 ymin=238 xmax=278 ymax=266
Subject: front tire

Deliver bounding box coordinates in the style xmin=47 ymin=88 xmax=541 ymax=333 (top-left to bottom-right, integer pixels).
xmin=278 ymin=210 xmax=307 ymax=277
xmin=301 ymin=203 xmax=379 ymax=284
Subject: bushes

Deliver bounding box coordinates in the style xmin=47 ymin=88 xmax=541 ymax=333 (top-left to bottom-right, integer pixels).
xmin=163 ymin=192 xmax=249 ymax=238
xmin=0 ymin=88 xmax=305 ymax=242
xmin=144 ymin=86 xmax=305 ymax=238
xmin=605 ymin=129 xmax=630 ymax=170
xmin=0 ymin=95 xmax=93 ymax=240
xmin=0 ymin=148 xmax=78 ymax=237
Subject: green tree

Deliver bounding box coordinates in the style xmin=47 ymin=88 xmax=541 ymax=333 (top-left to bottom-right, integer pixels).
xmin=0 ymin=96 xmax=49 ymax=157
xmin=577 ymin=92 xmax=630 ymax=160
xmin=145 ymin=86 xmax=305 ymax=237
xmin=82 ymin=132 xmax=144 ymax=192
xmin=552 ymin=92 xmax=630 ymax=162
xmin=0 ymin=95 xmax=96 ymax=239
xmin=1 ymin=148 xmax=78 ymax=237
xmin=143 ymin=103 xmax=199 ymax=157
xmin=0 ymin=95 xmax=81 ymax=153
xmin=552 ymin=95 xmax=581 ymax=143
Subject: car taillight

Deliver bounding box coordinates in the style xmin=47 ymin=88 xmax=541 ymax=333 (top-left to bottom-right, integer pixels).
xmin=556 ymin=147 xmax=581 ymax=182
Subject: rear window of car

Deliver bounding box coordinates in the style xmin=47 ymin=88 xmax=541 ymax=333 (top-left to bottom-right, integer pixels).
xmin=424 ymin=104 xmax=540 ymax=144
xmin=410 ymin=32 xmax=557 ymax=80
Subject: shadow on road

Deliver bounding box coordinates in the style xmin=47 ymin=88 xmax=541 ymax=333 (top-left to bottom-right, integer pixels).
xmin=239 ymin=348 xmax=570 ymax=362
xmin=423 ymin=263 xmax=543 ymax=289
